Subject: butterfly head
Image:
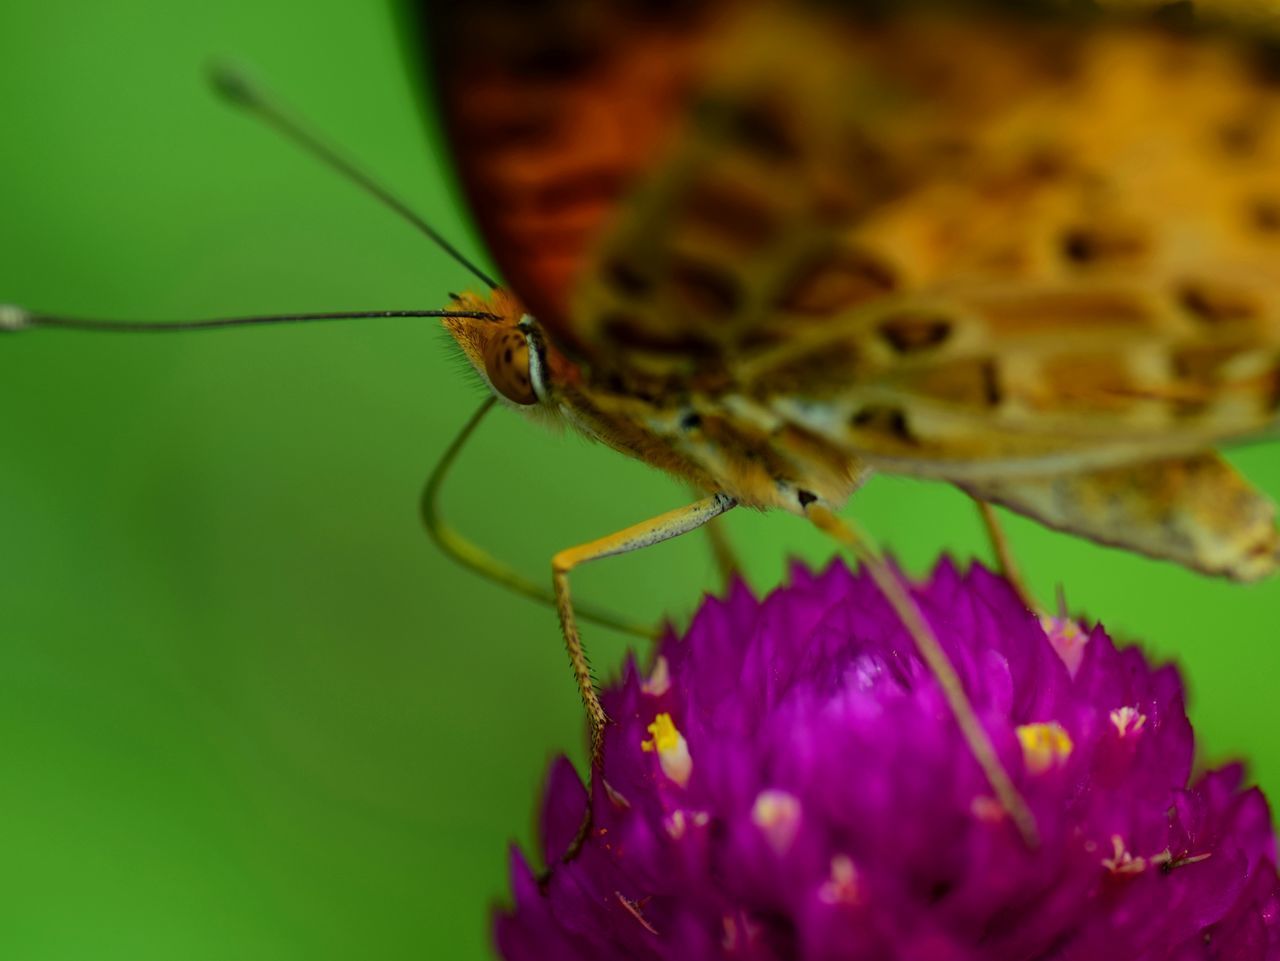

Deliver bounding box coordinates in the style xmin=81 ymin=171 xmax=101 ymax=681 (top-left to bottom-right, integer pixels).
xmin=443 ymin=289 xmax=561 ymax=409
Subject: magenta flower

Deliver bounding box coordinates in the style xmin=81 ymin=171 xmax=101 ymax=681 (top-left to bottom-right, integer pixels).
xmin=495 ymin=560 xmax=1280 ymax=960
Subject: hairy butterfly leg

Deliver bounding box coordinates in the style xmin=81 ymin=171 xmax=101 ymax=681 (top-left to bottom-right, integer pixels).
xmin=703 ymin=512 xmax=744 ymax=591
xmin=552 ymin=492 xmax=737 ymax=861
xmin=973 ymin=498 xmax=1037 ymax=611
xmin=423 ymin=399 xmax=657 ymax=638
xmin=805 ymin=503 xmax=1039 ymax=848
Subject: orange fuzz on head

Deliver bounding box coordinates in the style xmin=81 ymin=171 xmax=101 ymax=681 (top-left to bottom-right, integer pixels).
xmin=440 ymin=289 xmax=541 ymax=406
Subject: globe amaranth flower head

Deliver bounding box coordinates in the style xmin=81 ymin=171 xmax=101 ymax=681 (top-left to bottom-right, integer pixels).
xmin=496 ymin=559 xmax=1280 ymax=960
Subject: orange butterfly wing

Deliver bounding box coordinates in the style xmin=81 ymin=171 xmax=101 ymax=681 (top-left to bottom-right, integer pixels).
xmin=429 ymin=3 xmax=1280 ymax=407
xmin=425 ymin=1 xmax=732 ymax=359
xmin=422 ymin=0 xmax=1280 ymax=578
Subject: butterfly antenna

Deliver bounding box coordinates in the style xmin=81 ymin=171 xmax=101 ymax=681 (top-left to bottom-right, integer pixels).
xmin=209 ymin=63 xmax=499 ymax=291
xmin=0 ymin=306 xmax=497 ymax=334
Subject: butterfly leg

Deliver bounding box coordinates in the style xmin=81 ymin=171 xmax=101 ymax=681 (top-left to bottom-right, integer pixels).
xmin=421 ymin=398 xmax=657 ymax=638
xmin=972 ymin=498 xmax=1037 ymax=611
xmin=804 ymin=502 xmax=1039 ymax=848
xmin=702 ymin=511 xmax=743 ymax=589
xmin=553 ymin=492 xmax=737 ymax=860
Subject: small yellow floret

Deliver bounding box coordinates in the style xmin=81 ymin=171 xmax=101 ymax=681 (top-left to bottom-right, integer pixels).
xmin=818 ymin=854 xmax=861 ymax=906
xmin=751 ymin=789 xmax=802 ymax=854
xmin=642 ymin=656 xmax=672 ymax=696
xmin=641 ymin=712 xmax=692 ymax=787
xmin=1110 ymin=705 xmax=1147 ymax=738
xmin=1040 ymin=615 xmax=1089 ymax=676
xmin=1102 ymin=834 xmax=1147 ymax=875
xmin=1016 ymin=721 xmax=1074 ymax=775
xmin=642 ymin=713 xmax=681 ymax=753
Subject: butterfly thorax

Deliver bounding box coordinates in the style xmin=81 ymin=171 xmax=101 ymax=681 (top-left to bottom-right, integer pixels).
xmin=560 ymin=376 xmax=873 ymax=514
xmin=444 ymin=288 xmax=868 ymax=514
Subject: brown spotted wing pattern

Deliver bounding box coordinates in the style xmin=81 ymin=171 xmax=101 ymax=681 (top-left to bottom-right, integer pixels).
xmin=427 ymin=0 xmax=1280 ymax=579
xmin=426 ymin=0 xmax=734 ymax=359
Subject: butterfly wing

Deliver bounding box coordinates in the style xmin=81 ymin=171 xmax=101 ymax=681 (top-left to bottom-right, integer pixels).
xmin=423 ymin=0 xmax=735 ymax=359
xmin=965 ymin=453 xmax=1279 ymax=581
xmin=562 ymin=4 xmax=1280 ymax=475
xmin=427 ymin=3 xmax=1280 ymax=457
xmin=426 ymin=1 xmax=1280 ymax=575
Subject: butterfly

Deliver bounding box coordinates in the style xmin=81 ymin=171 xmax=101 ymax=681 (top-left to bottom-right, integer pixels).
xmin=416 ymin=0 xmax=1280 ymax=848
xmin=9 ymin=0 xmax=1280 ymax=854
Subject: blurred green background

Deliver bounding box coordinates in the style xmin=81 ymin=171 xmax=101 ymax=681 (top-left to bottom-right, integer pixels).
xmin=1 ymin=2 xmax=1279 ymax=958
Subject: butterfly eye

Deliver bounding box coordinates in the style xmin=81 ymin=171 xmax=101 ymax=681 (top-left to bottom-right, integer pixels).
xmin=483 ymin=329 xmax=538 ymax=406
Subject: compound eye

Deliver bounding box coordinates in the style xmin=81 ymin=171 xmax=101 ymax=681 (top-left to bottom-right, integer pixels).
xmin=483 ymin=329 xmax=538 ymax=405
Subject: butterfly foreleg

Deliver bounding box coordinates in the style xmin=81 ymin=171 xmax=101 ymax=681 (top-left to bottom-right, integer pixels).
xmin=553 ymin=492 xmax=738 ymax=758
xmin=703 ymin=516 xmax=743 ymax=590
xmin=693 ymin=482 xmax=744 ymax=590
xmin=552 ymin=492 xmax=737 ymax=861
xmin=972 ymin=498 xmax=1037 ymax=612
xmin=422 ymin=398 xmax=658 ymax=638
xmin=804 ymin=503 xmax=1039 ymax=849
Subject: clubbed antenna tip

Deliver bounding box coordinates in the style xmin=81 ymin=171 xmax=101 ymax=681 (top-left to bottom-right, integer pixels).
xmin=207 ymin=61 xmax=261 ymax=109
xmin=0 ymin=305 xmax=32 ymax=332
xmin=200 ymin=60 xmax=500 ymax=290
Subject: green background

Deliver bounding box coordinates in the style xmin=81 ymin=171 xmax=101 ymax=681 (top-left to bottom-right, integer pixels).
xmin=1 ymin=2 xmax=1278 ymax=958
